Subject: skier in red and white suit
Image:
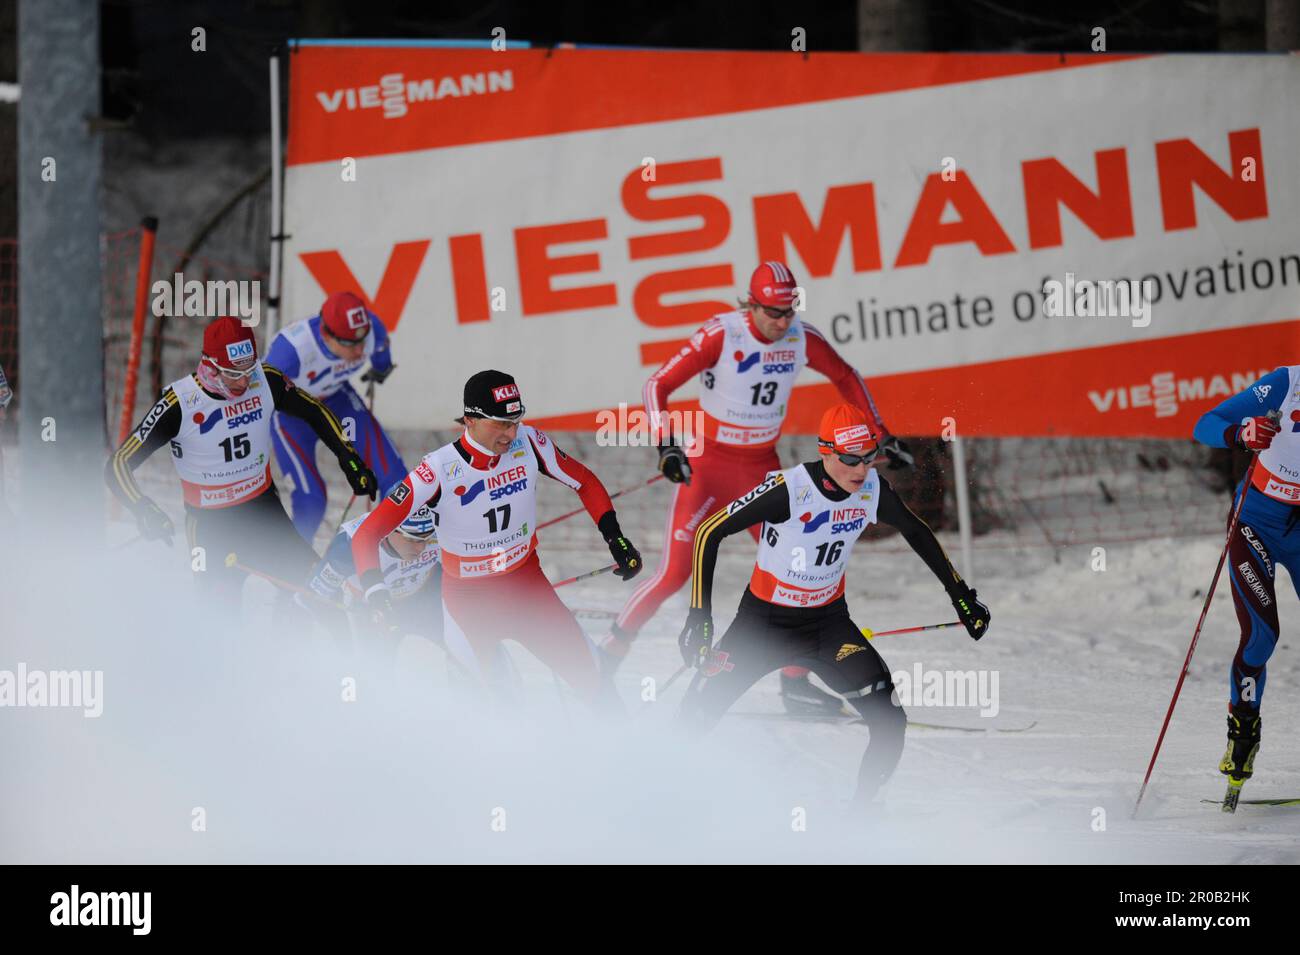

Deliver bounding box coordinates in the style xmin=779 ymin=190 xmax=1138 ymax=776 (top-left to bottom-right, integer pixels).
xmin=604 ymin=261 xmax=913 ymax=714
xmin=351 ymin=370 xmax=643 ymax=707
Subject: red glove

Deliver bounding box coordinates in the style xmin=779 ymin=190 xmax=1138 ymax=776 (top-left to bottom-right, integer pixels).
xmin=1234 ymin=416 xmax=1280 ymax=451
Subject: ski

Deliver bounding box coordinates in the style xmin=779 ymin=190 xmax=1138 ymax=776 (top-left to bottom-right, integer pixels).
xmin=907 ymin=719 xmax=1038 ymax=734
xmin=1220 ymin=777 xmax=1245 ymax=813
xmin=1200 ymin=795 xmax=1300 ymax=808
xmin=730 ymin=712 xmax=1038 ymax=733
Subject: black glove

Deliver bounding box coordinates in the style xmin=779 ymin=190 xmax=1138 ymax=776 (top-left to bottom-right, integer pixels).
xmin=360 ymin=363 xmax=395 ymax=385
xmin=363 ymin=579 xmax=397 ymax=630
xmin=950 ymin=584 xmax=990 ymax=641
xmin=678 ymin=608 xmax=715 ymax=668
xmin=880 ymin=434 xmax=914 ymax=470
xmin=339 ymin=451 xmax=378 ymax=500
xmin=135 ymin=497 xmax=174 ymax=545
xmin=606 ymin=535 xmax=642 ymax=581
xmin=598 ymin=512 xmax=642 ymax=581
xmin=658 ymin=443 xmax=692 ymax=485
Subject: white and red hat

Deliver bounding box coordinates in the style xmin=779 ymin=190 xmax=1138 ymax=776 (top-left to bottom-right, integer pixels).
xmin=817 ymin=403 xmax=879 ymax=457
xmin=747 ymin=261 xmax=797 ymax=309
xmin=201 ymin=316 xmax=258 ymax=371
xmin=321 ymin=291 xmax=371 ymax=343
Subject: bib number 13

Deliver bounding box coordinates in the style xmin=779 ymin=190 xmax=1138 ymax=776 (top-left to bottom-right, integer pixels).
xmin=750 ymin=382 xmax=777 ymax=406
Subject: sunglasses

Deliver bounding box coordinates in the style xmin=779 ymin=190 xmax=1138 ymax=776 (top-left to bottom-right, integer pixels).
xmin=819 ymin=444 xmax=878 ymax=467
xmin=325 ymin=328 xmax=368 ymax=346
xmin=837 ymin=451 xmax=878 ymax=467
xmin=208 ymin=359 xmax=257 ymax=380
xmin=758 ymin=305 xmax=795 ymax=320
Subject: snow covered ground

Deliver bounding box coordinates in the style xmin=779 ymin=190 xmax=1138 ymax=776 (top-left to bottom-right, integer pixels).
xmin=2 ymin=433 xmax=1295 ymax=863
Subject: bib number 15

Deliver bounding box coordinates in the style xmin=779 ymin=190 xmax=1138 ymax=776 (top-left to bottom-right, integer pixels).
xmin=219 ymin=432 xmax=251 ymax=462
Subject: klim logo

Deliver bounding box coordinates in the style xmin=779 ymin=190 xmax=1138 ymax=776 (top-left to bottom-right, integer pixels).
xmin=1087 ymin=368 xmax=1272 ymax=419
xmin=315 ymin=70 xmax=515 ymax=120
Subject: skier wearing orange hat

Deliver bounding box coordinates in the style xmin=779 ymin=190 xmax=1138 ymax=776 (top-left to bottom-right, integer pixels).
xmin=267 ymin=290 xmax=405 ymax=541
xmin=675 ymin=403 xmax=989 ymax=806
xmin=603 ymin=261 xmax=913 ymax=716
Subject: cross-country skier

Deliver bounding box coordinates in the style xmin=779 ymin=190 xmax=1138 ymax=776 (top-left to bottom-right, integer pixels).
xmin=1193 ymin=366 xmax=1296 ymax=803
xmin=106 ymin=317 xmax=377 ymax=614
xmin=349 ymin=370 xmax=643 ymax=708
xmin=309 ymin=502 xmax=442 ymax=644
xmin=676 ymin=403 xmax=989 ymax=805
xmin=603 ymin=261 xmax=914 ymax=716
xmin=267 ymin=290 xmax=406 ymax=541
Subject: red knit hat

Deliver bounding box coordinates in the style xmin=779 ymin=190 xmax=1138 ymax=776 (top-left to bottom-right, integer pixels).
xmin=201 ymin=317 xmax=258 ymax=370
xmin=817 ymin=403 xmax=879 ymax=457
xmin=322 ymin=291 xmax=371 ymax=342
xmin=747 ymin=261 xmax=797 ymax=308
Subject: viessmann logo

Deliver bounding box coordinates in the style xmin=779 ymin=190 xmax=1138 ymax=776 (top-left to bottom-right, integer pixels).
xmin=1087 ymin=368 xmax=1272 ymax=419
xmin=315 ymin=70 xmax=515 ymax=120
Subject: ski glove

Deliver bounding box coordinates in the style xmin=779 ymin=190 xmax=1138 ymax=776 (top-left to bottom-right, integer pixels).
xmin=658 ymin=444 xmax=692 ymax=485
xmin=678 ymin=608 xmax=715 ymax=668
xmin=606 ymin=536 xmax=642 ymax=581
xmin=1234 ymin=416 xmax=1280 ymax=451
xmin=880 ymin=434 xmax=914 ymax=470
xmin=339 ymin=451 xmax=378 ymax=500
xmin=599 ymin=512 xmax=643 ymax=581
xmin=360 ymin=364 xmax=395 ymax=385
xmin=135 ymin=497 xmax=174 ymax=545
xmin=362 ymin=577 xmax=397 ymax=631
xmin=951 ymin=585 xmax=991 ymax=641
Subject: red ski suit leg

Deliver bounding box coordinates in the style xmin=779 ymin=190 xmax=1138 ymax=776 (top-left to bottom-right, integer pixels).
xmin=441 ymin=551 xmax=602 ymax=702
xmin=615 ymin=443 xmax=779 ymax=637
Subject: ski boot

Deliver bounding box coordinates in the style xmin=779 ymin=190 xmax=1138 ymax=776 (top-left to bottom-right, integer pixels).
xmin=1219 ymin=706 xmax=1261 ymax=813
xmin=780 ymin=671 xmax=851 ymax=717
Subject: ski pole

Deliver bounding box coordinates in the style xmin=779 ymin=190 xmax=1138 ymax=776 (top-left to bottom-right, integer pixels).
xmin=1133 ymin=424 xmax=1274 ymax=818
xmin=362 ymin=379 xmax=377 ymax=513
xmin=224 ymin=552 xmax=347 ymax=611
xmin=333 ymin=379 xmax=378 ymax=533
xmin=659 ymin=662 xmax=690 ymax=694
xmin=553 ymin=563 xmax=618 ymax=589
xmin=863 ymin=620 xmax=962 ymax=639
xmin=631 ymin=663 xmax=691 ymax=719
xmin=538 ymin=473 xmax=665 ymax=531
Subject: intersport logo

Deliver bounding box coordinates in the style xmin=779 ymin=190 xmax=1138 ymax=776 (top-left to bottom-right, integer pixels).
xmin=315 ymin=70 xmax=515 ymax=120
